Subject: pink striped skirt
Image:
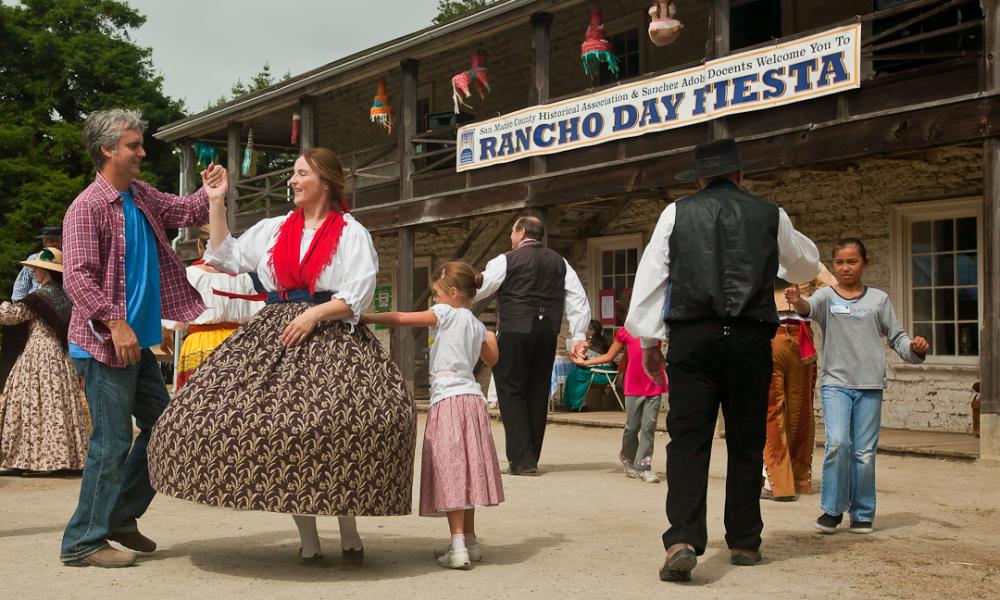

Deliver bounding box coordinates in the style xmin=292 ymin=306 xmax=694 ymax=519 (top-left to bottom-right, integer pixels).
xmin=419 ymin=394 xmax=505 ymax=516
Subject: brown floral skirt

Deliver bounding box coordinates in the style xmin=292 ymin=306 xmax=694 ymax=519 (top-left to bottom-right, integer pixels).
xmin=149 ymin=303 xmax=416 ymax=516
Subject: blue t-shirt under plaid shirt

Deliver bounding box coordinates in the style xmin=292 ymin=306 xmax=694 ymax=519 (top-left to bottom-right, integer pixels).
xmin=69 ymin=189 xmax=162 ymax=358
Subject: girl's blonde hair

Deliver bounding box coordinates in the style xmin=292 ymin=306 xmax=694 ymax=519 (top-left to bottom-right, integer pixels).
xmin=433 ymin=261 xmax=484 ymax=300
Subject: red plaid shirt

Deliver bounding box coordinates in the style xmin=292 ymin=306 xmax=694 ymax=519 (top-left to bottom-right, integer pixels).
xmin=63 ymin=173 xmax=209 ymax=367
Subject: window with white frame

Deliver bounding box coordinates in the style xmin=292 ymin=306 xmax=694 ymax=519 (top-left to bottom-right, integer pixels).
xmin=892 ymin=198 xmax=982 ymax=361
xmin=587 ymin=233 xmax=643 ymax=335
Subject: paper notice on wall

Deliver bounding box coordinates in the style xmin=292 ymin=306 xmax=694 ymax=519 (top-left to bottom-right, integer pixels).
xmin=600 ymin=289 xmax=616 ymax=325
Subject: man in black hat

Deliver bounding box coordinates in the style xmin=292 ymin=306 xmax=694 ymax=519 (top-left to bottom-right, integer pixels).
xmin=625 ymin=138 xmax=821 ymax=582
xmin=11 ymin=226 xmax=62 ymax=301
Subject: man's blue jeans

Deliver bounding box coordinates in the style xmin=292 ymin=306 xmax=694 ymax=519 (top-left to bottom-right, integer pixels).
xmin=60 ymin=350 xmax=170 ymax=562
xmin=819 ymin=385 xmax=883 ymax=523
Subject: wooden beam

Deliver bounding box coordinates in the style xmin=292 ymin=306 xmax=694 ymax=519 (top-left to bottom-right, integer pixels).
xmin=980 ymin=0 xmax=1000 ymax=420
xmin=226 ymin=124 xmax=241 ymax=233
xmin=410 ymin=218 xmax=491 ymax=309
xmin=399 ymin=59 xmax=419 ymax=202
xmin=394 ymin=228 xmax=416 ymax=394
xmin=299 ymin=96 xmax=316 ymax=151
xmin=710 ymin=0 xmax=730 ymax=140
xmin=588 ymin=197 xmax=632 ymax=237
xmin=530 ymin=11 xmax=552 ymax=176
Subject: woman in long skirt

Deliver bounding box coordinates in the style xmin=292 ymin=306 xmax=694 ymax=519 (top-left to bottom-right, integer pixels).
xmin=148 ymin=148 xmax=415 ymax=567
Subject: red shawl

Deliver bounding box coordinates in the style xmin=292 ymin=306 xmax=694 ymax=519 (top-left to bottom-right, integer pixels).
xmin=268 ymin=207 xmax=349 ymax=297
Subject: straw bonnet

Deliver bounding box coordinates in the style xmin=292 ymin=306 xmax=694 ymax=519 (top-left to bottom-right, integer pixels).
xmin=20 ymin=247 xmax=63 ymax=273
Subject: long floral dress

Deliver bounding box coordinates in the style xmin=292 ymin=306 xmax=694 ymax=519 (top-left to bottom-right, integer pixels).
xmin=0 ymin=288 xmax=89 ymax=472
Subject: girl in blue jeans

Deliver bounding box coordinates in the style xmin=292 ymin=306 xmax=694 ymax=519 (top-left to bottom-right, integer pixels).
xmin=786 ymin=238 xmax=928 ymax=534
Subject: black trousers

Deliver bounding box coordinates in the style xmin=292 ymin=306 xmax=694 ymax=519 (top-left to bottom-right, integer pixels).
xmin=661 ymin=319 xmax=775 ymax=555
xmin=493 ymin=316 xmax=557 ymax=469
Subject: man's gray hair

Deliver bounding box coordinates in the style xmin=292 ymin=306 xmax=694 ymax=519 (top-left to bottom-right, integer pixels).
xmin=82 ymin=109 xmax=148 ymax=170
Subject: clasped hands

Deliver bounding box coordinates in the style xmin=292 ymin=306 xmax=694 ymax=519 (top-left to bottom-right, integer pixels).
xmin=201 ymin=164 xmax=228 ymax=204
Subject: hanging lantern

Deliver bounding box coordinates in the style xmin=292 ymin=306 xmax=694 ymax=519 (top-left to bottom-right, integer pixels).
xmin=241 ymin=128 xmax=258 ymax=177
xmin=369 ymin=79 xmax=394 ymax=135
xmin=451 ymin=49 xmax=491 ymax=113
xmin=580 ymin=6 xmax=620 ymax=81
xmin=192 ymin=141 xmax=217 ymax=171
xmin=648 ymin=1 xmax=683 ymax=47
xmin=290 ymin=112 xmax=301 ymax=145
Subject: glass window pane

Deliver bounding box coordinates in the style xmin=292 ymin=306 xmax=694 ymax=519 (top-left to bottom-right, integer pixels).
xmin=958 ymin=287 xmax=978 ymax=320
xmin=602 ymin=276 xmax=614 ymax=290
xmin=935 ymin=323 xmax=956 ymax=355
xmin=627 ymin=248 xmax=638 ymax=273
xmin=914 ymin=323 xmax=933 ymax=350
xmin=616 ymin=275 xmax=627 ymax=291
xmin=934 ymin=289 xmax=955 ymax=321
xmin=912 ymin=255 xmax=931 ymax=287
xmin=956 ymin=217 xmax=977 ymax=251
xmin=614 ymin=250 xmax=625 ymax=273
xmin=933 ymin=219 xmax=954 ymax=252
xmin=602 ymin=251 xmax=612 ymax=273
xmin=911 ymin=221 xmax=932 ymax=253
xmin=625 ymin=274 xmax=634 ymax=288
xmin=957 ymin=252 xmax=977 ymax=285
xmin=913 ymin=289 xmax=932 ymax=321
xmin=934 ymin=254 xmax=954 ymax=286
xmin=958 ymin=323 xmax=979 ymax=356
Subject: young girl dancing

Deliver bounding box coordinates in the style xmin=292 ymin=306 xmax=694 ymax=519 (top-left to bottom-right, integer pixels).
xmin=786 ymin=238 xmax=928 ymax=535
xmin=364 ymin=261 xmax=504 ymax=569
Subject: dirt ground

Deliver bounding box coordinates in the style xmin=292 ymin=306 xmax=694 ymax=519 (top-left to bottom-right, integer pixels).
xmin=1 ymin=417 xmax=997 ymax=599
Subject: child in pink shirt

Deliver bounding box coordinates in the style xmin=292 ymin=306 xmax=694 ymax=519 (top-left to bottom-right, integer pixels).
xmin=574 ymin=326 xmax=667 ymax=483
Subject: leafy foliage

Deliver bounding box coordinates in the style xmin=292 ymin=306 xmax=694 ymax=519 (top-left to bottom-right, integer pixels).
xmin=0 ymin=0 xmax=184 ymax=296
xmin=432 ymin=0 xmax=498 ymax=26
xmin=207 ymin=62 xmax=292 ymax=110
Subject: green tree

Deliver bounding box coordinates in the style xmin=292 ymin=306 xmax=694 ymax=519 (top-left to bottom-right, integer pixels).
xmin=433 ymin=0 xmax=498 ymax=25
xmin=208 ymin=62 xmax=292 ymax=110
xmin=0 ymin=0 xmax=185 ymax=295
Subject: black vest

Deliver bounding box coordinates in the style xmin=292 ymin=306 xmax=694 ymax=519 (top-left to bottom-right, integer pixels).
xmin=666 ymin=180 xmax=780 ymax=324
xmin=497 ymin=243 xmax=567 ymax=336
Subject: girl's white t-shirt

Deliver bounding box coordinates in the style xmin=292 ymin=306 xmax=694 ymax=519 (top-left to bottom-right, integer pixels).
xmin=428 ymin=303 xmax=488 ymax=405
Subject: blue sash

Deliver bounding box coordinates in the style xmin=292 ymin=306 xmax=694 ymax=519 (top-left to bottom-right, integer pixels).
xmin=266 ymin=290 xmax=334 ymax=305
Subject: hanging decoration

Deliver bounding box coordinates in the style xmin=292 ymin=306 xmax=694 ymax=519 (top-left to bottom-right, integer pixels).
xmin=369 ymin=79 xmax=394 ymax=135
xmin=290 ymin=112 xmax=301 ymax=146
xmin=241 ymin=128 xmax=258 ymax=177
xmin=451 ymin=49 xmax=491 ymax=113
xmin=192 ymin=141 xmax=217 ymax=170
xmin=648 ymin=1 xmax=683 ymax=47
xmin=580 ymin=5 xmax=620 ymax=81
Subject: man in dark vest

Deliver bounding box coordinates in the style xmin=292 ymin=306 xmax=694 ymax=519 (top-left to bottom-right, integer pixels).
xmin=625 ymin=139 xmax=820 ymax=582
xmin=476 ymin=216 xmax=590 ymax=475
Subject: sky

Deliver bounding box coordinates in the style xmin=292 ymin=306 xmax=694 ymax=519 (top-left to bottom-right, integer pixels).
xmin=126 ymin=0 xmax=442 ymax=114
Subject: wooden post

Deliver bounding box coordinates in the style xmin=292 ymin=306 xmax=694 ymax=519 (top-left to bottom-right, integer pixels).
xmin=980 ymin=0 xmax=1000 ymax=460
xmin=226 ymin=124 xmax=241 ymax=233
xmin=395 ymin=227 xmax=416 ymax=394
xmin=180 ymin=139 xmax=196 ymax=194
xmin=709 ymin=0 xmax=730 ymax=140
xmin=531 ymin=12 xmax=552 ymax=175
xmin=400 ymin=59 xmax=419 ymax=202
xmin=299 ymin=96 xmax=316 ymax=151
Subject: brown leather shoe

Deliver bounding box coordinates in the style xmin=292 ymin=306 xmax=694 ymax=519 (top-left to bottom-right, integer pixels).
xmin=107 ymin=530 xmax=156 ymax=553
xmin=659 ymin=543 xmax=696 ymax=582
xmin=69 ymin=546 xmax=136 ymax=568
xmin=730 ymin=548 xmax=763 ymax=566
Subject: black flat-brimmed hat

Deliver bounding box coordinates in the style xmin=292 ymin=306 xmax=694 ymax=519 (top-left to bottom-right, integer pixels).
xmin=35 ymin=226 xmax=62 ymax=240
xmin=675 ymin=138 xmax=762 ymax=182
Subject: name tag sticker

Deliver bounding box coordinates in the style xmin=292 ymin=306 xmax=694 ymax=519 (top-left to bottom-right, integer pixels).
xmin=830 ymin=301 xmax=851 ymax=315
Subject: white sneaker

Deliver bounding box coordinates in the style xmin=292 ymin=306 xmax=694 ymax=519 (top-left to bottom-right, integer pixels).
xmin=639 ymin=470 xmax=660 ymax=483
xmin=434 ymin=543 xmax=482 ymax=562
xmin=437 ymin=547 xmax=473 ymax=569
xmin=625 ymin=466 xmax=640 ymax=478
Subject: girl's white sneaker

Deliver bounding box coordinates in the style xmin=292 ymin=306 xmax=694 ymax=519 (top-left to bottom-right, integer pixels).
xmin=434 ymin=543 xmax=481 ymax=562
xmin=437 ymin=547 xmax=473 ymax=569
xmin=639 ymin=470 xmax=660 ymax=483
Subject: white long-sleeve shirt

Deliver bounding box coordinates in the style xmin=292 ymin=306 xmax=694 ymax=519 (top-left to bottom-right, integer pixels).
xmin=625 ymin=202 xmax=820 ymax=348
xmin=203 ymin=212 xmax=377 ymax=325
xmin=474 ymin=247 xmax=591 ymax=341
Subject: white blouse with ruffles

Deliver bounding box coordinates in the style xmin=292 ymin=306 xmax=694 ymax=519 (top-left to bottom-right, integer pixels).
xmin=203 ymin=212 xmax=378 ymax=325
xmin=186 ymin=266 xmax=265 ymax=325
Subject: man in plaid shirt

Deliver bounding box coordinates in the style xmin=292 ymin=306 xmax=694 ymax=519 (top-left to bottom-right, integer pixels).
xmin=60 ymin=109 xmax=229 ymax=568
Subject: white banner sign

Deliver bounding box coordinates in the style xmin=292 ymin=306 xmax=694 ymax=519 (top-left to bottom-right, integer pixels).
xmin=457 ymin=23 xmax=860 ymax=172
